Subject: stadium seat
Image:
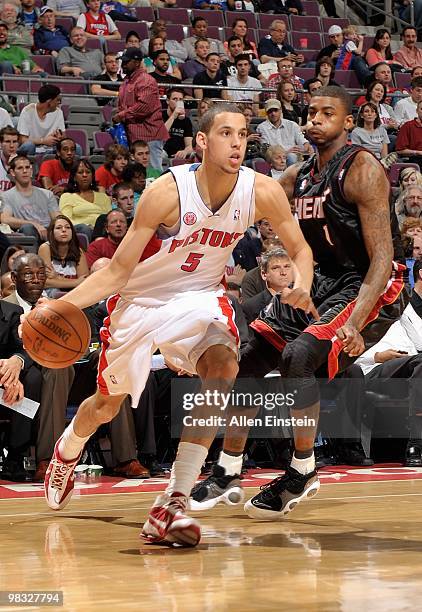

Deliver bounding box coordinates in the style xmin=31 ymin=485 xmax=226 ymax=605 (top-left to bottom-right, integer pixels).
xmin=30 ymin=55 xmax=55 ymax=74
xmin=105 ymin=40 xmax=125 ymax=54
xmin=253 ymin=160 xmax=270 ymax=174
xmin=290 ymin=15 xmax=320 ymax=32
xmin=192 ymin=9 xmax=225 ymax=28
xmin=117 ymin=21 xmax=148 ymax=39
xmin=321 ymin=17 xmax=350 ymax=31
xmin=175 ymin=0 xmax=192 ymax=7
xmin=226 ymin=11 xmax=258 ymax=29
xmin=395 ymin=72 xmax=412 ymax=90
xmin=170 ymin=158 xmax=190 ymax=166
xmin=295 ymin=67 xmax=315 ymax=81
xmin=64 ymin=129 xmax=89 ymax=155
xmin=60 ymin=81 xmax=87 ymax=95
xmin=76 ymin=233 xmax=90 ymax=251
xmin=101 ymin=105 xmax=114 ymax=124
xmin=334 ymin=70 xmax=361 ymax=88
xmin=301 ymin=1 xmax=321 ymax=16
xmin=166 ymin=24 xmax=186 ymax=42
xmin=55 ymin=17 xmax=74 ymax=32
xmin=158 ymin=8 xmax=191 ymax=25
xmin=291 ymin=31 xmax=322 ymax=50
xmin=85 ymin=38 xmax=103 ymax=51
xmin=93 ymin=131 xmax=114 ymax=153
xmin=389 ymin=163 xmax=420 ymax=186
xmin=134 ymin=6 xmax=155 ymax=21
xmin=258 ymin=13 xmax=289 ymax=30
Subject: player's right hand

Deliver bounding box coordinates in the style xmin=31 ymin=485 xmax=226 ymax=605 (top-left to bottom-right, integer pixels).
xmin=280 ymin=288 xmax=319 ymax=320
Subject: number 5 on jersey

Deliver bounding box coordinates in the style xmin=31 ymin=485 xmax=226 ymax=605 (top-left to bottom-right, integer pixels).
xmin=181 ymin=252 xmax=204 ymax=272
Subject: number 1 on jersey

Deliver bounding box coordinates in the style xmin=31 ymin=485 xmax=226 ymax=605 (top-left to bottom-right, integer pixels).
xmin=181 ymin=252 xmax=204 ymax=272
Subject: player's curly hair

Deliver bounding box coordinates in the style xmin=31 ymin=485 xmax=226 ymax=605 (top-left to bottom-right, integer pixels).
xmin=312 ymin=85 xmax=353 ymax=115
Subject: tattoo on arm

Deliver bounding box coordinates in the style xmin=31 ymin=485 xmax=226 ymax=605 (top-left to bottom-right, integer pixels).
xmin=344 ymin=153 xmax=393 ymax=330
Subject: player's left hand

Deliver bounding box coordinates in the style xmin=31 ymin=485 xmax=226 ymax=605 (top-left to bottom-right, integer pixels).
xmin=0 ymin=357 xmax=22 ymax=387
xmin=280 ymin=288 xmax=319 ymax=320
xmin=3 ymin=380 xmax=24 ymax=405
xmin=336 ymin=323 xmax=365 ymax=357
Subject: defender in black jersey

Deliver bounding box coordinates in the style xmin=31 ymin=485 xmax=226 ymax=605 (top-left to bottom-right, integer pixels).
xmin=190 ymin=86 xmax=405 ymax=518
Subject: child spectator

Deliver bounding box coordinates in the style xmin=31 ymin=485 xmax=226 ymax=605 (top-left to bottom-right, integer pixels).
xmin=130 ymin=140 xmax=161 ymax=182
xmin=95 ymin=143 xmax=130 ymax=195
xmin=121 ymin=162 xmax=146 ymax=210
xmin=76 ymin=0 xmax=121 ymax=40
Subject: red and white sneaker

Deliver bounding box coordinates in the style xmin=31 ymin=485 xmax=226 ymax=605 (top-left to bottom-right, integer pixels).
xmin=44 ymin=436 xmax=82 ymax=511
xmin=141 ymin=493 xmax=201 ymax=547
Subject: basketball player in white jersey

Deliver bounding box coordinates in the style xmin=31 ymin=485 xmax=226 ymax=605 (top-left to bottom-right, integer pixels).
xmin=35 ymin=103 xmax=317 ymax=547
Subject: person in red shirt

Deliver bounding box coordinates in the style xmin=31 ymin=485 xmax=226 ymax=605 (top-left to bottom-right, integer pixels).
xmin=95 ymin=143 xmax=129 ymax=196
xmin=76 ymin=0 xmax=120 ymax=40
xmin=38 ymin=137 xmax=76 ymax=197
xmin=85 ymin=209 xmax=127 ymax=269
xmin=112 ymin=47 xmax=168 ymax=171
xmin=396 ymin=100 xmax=422 ymax=170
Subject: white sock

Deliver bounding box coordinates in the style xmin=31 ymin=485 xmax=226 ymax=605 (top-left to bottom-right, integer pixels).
xmin=290 ymin=453 xmax=315 ymax=475
xmin=218 ymin=450 xmax=243 ymax=476
xmin=165 ymin=441 xmax=208 ymax=498
xmin=58 ymin=420 xmax=91 ymax=462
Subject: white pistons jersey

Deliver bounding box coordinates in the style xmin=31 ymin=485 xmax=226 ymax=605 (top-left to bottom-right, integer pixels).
xmin=120 ymin=163 xmax=256 ymax=306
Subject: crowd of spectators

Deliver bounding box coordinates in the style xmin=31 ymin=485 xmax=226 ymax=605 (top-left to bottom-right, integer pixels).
xmin=1 ymin=1 xmax=422 ymax=482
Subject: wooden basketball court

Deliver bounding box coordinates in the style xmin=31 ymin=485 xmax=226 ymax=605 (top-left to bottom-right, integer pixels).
xmin=1 ymin=468 xmax=422 ymax=611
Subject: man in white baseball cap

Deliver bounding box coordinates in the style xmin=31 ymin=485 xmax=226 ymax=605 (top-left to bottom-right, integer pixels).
xmin=317 ymin=24 xmax=371 ymax=85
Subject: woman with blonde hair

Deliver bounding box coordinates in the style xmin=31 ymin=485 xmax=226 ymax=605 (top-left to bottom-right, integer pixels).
xmin=265 ymin=145 xmax=287 ymax=180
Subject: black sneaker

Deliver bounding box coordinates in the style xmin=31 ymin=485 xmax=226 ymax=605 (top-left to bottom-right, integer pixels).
xmin=189 ymin=464 xmax=244 ymax=511
xmin=244 ymin=465 xmax=320 ymax=520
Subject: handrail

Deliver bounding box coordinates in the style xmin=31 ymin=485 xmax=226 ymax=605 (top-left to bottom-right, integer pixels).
xmin=344 ymin=0 xmax=415 ymax=28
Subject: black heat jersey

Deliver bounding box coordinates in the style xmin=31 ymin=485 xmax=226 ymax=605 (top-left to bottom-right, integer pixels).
xmin=294 ymin=144 xmax=370 ymax=279
xmin=249 ymin=145 xmax=405 ymax=379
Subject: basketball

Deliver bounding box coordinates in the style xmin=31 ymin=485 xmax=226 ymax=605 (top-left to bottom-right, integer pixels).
xmin=22 ymin=301 xmax=91 ymax=369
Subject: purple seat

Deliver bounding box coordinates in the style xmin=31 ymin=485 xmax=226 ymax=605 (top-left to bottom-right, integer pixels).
xmin=191 ymin=9 xmax=225 ymax=28
xmin=55 ymin=17 xmax=74 ymax=33
xmin=101 ymin=105 xmax=114 ymax=123
xmin=253 ymin=160 xmax=270 ymax=174
xmin=158 ymin=8 xmax=191 ymax=25
xmin=30 ymin=55 xmax=55 ymax=74
xmin=258 ymin=13 xmax=289 ymax=30
xmin=291 ymin=31 xmax=321 ymax=50
xmin=389 ymin=163 xmax=420 ymax=186
xmin=105 ymin=40 xmax=125 ymax=54
xmin=76 ymin=233 xmax=89 ymax=251
xmin=60 ymin=81 xmax=87 ymax=95
xmin=362 ymin=36 xmax=374 ymax=52
xmin=176 ymin=0 xmax=193 ymax=7
xmin=301 ymin=1 xmax=321 ymax=16
xmin=134 ymin=6 xmax=155 ymax=21
xmin=93 ymin=131 xmax=114 ymax=153
xmin=295 ymin=67 xmax=315 ymax=81
xmin=395 ymin=72 xmax=412 ymax=90
xmin=65 ymin=129 xmax=89 ymax=155
xmin=3 ymin=76 xmax=39 ymax=94
xmin=334 ymin=70 xmax=360 ymax=88
xmin=225 ymin=11 xmax=258 ymax=29
xmin=166 ymin=24 xmax=186 ymax=42
xmin=117 ymin=21 xmax=148 ymax=39
xmin=290 ymin=15 xmax=320 ymax=32
xmin=321 ymin=17 xmax=349 ymax=31
xmin=85 ymin=38 xmax=103 ymax=51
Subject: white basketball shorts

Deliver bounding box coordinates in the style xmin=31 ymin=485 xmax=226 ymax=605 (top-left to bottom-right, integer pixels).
xmin=97 ymin=288 xmax=239 ymax=406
